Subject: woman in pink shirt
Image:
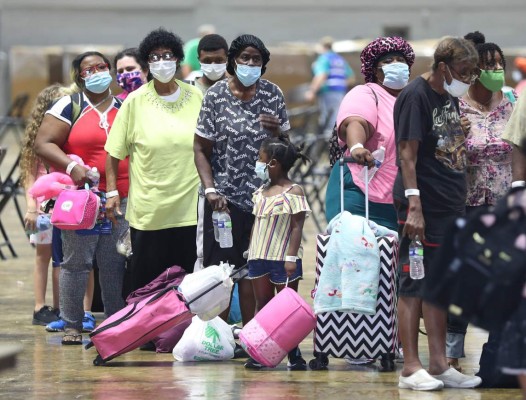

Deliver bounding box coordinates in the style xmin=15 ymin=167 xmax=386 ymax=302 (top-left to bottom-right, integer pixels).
xmin=325 ymin=37 xmax=415 ymax=230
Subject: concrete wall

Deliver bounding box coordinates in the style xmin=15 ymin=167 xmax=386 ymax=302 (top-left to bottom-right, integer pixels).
xmin=1 ymin=0 xmax=525 ymax=115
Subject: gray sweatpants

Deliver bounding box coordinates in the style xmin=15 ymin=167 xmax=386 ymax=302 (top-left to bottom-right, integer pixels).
xmin=60 ymin=199 xmax=128 ymax=332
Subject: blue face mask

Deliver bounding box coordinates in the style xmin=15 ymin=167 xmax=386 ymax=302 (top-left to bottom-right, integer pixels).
xmin=254 ymin=161 xmax=269 ymax=181
xmin=381 ymin=62 xmax=409 ymax=90
xmin=235 ymin=62 xmax=261 ymax=87
xmin=84 ymin=70 xmax=113 ymax=94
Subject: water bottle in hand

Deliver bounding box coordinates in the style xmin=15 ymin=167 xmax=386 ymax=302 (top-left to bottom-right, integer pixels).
xmin=86 ymin=167 xmax=100 ymax=190
xmin=212 ymin=211 xmax=220 ymax=242
xmin=36 ymin=214 xmax=52 ymax=231
xmin=359 ymin=146 xmax=385 ymax=182
xmin=217 ymin=211 xmax=233 ymax=248
xmin=409 ymin=235 xmax=424 ymax=280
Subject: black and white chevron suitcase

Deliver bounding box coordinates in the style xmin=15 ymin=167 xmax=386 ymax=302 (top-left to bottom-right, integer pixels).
xmin=309 ymin=157 xmax=399 ymax=371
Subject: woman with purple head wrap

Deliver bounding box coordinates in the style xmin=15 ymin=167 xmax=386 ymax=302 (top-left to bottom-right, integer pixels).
xmin=325 ymin=36 xmax=415 ymax=230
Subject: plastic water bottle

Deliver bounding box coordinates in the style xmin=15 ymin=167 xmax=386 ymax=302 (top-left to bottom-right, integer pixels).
xmin=86 ymin=167 xmax=100 ymax=190
xmin=36 ymin=214 xmax=51 ymax=231
xmin=217 ymin=211 xmax=233 ymax=248
xmin=359 ymin=146 xmax=385 ymax=182
xmin=409 ymin=236 xmax=425 ymax=280
xmin=212 ymin=211 xmax=220 ymax=242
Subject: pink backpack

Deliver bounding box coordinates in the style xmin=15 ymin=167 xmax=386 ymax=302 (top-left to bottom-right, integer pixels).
xmin=50 ymin=188 xmax=100 ymax=230
xmin=239 ymin=287 xmax=316 ymax=368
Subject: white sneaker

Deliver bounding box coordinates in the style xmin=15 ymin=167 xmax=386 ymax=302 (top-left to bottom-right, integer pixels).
xmin=431 ymin=367 xmax=482 ymax=388
xmin=398 ymin=369 xmax=444 ymax=391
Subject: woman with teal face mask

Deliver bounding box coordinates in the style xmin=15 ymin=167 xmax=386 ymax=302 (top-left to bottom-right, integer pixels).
xmin=194 ymin=34 xmax=291 ymax=344
xmin=447 ymin=31 xmax=518 ymax=377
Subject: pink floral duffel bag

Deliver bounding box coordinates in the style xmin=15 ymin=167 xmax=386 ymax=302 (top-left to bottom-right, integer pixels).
xmin=50 ymin=189 xmax=100 ymax=230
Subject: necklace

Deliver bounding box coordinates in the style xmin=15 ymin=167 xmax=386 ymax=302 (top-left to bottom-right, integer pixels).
xmin=87 ymin=91 xmax=112 ymax=109
xmin=466 ymin=88 xmax=493 ymax=111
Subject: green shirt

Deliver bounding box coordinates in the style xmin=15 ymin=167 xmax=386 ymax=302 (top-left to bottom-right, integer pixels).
xmin=105 ymin=80 xmax=203 ymax=230
xmin=181 ymin=38 xmax=201 ymax=72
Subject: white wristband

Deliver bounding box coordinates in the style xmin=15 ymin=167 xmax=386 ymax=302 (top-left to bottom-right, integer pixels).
xmin=511 ymin=181 xmax=526 ymax=188
xmin=349 ymin=143 xmax=364 ymax=154
xmin=204 ymin=188 xmax=217 ymax=195
xmin=66 ymin=161 xmax=78 ymax=176
xmin=285 ymin=255 xmax=298 ymax=262
xmin=105 ymin=190 xmax=119 ymax=198
xmin=405 ymin=189 xmax=420 ymax=198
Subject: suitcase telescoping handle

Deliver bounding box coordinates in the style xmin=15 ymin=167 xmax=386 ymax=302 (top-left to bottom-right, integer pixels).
xmin=185 ymin=263 xmax=248 ymax=307
xmin=338 ymin=156 xmax=369 ymax=221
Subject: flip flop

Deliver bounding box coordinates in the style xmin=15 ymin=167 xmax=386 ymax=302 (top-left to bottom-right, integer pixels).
xmin=61 ymin=330 xmax=83 ymax=345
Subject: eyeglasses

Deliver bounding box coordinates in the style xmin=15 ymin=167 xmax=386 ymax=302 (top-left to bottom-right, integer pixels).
xmin=148 ymin=52 xmax=175 ymax=63
xmin=80 ymin=63 xmax=109 ymax=78
xmin=448 ymin=64 xmax=478 ymax=84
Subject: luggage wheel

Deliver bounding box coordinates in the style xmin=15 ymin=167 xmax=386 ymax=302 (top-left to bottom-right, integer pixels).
xmin=309 ymin=352 xmax=329 ymax=371
xmin=379 ymin=353 xmax=395 ymax=372
xmin=93 ymin=354 xmax=106 ymax=366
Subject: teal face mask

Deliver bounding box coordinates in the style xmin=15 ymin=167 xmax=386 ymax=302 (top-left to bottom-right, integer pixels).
xmin=478 ymin=70 xmax=505 ymax=92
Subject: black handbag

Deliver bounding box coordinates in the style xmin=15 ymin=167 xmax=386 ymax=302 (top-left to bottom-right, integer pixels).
xmin=424 ymin=187 xmax=526 ymax=331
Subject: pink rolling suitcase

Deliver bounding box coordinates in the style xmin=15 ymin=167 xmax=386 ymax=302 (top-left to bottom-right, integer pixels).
xmin=87 ymin=287 xmax=191 ymax=365
xmin=239 ymin=286 xmax=316 ymax=368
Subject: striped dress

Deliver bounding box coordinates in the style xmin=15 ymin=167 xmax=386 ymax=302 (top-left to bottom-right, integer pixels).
xmin=248 ymin=185 xmax=311 ymax=261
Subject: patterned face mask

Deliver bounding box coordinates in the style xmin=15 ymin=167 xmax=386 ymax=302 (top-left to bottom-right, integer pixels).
xmin=116 ymin=71 xmax=144 ymax=93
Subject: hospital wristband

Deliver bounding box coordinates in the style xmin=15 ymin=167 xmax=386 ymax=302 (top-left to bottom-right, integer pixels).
xmin=511 ymin=181 xmax=526 ymax=188
xmin=349 ymin=143 xmax=364 ymax=154
xmin=285 ymin=255 xmax=298 ymax=262
xmin=105 ymin=190 xmax=119 ymax=199
xmin=204 ymin=188 xmax=217 ymax=195
xmin=404 ymin=189 xmax=420 ymax=198
xmin=66 ymin=161 xmax=78 ymax=176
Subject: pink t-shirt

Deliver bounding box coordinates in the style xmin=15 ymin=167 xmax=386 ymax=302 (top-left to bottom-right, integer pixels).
xmin=336 ymin=83 xmax=397 ymax=204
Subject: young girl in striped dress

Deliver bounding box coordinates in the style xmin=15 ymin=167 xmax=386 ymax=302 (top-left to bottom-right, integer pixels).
xmin=245 ymin=135 xmax=311 ymax=370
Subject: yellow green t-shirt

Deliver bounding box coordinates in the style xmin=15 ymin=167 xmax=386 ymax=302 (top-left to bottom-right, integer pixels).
xmin=105 ymin=80 xmax=203 ymax=230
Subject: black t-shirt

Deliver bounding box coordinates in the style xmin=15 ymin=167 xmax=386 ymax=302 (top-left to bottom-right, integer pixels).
xmin=392 ymin=77 xmax=466 ymax=213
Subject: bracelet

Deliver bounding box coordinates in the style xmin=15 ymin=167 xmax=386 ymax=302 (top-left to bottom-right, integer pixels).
xmin=105 ymin=190 xmax=119 ymax=198
xmin=511 ymin=181 xmax=526 ymax=188
xmin=349 ymin=143 xmax=364 ymax=154
xmin=26 ymin=210 xmax=37 ymax=214
xmin=405 ymin=189 xmax=420 ymax=198
xmin=285 ymin=255 xmax=298 ymax=262
xmin=204 ymin=188 xmax=217 ymax=195
xmin=66 ymin=161 xmax=78 ymax=176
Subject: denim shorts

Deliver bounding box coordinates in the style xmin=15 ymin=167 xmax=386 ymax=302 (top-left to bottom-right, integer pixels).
xmin=247 ymin=259 xmax=303 ymax=285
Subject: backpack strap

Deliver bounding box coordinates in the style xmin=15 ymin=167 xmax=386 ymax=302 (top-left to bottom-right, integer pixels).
xmin=70 ymin=92 xmax=84 ymax=127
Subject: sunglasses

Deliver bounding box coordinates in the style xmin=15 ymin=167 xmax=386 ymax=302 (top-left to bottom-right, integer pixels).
xmin=80 ymin=63 xmax=109 ymax=78
xmin=148 ymin=52 xmax=176 ymax=63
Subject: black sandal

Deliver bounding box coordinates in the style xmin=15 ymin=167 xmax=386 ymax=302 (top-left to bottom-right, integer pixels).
xmin=61 ymin=329 xmax=83 ymax=345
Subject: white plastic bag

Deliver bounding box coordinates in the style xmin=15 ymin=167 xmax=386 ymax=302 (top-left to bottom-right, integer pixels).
xmin=178 ymin=262 xmax=234 ymax=320
xmin=172 ymin=316 xmax=236 ymax=361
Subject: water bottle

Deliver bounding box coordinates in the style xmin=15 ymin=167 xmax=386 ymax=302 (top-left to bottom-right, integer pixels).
xmin=217 ymin=211 xmax=233 ymax=248
xmin=116 ymin=227 xmax=133 ymax=258
xmin=409 ymin=235 xmax=425 ymax=280
xmin=36 ymin=214 xmax=51 ymax=231
xmin=359 ymin=146 xmax=385 ymax=182
xmin=212 ymin=211 xmax=220 ymax=242
xmin=86 ymin=167 xmax=100 ymax=190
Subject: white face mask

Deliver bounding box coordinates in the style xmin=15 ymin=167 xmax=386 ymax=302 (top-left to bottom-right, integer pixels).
xmin=149 ymin=60 xmax=177 ymax=83
xmin=443 ymin=65 xmax=470 ymax=97
xmin=200 ymin=62 xmax=227 ymax=81
xmin=512 ymin=69 xmax=523 ymax=83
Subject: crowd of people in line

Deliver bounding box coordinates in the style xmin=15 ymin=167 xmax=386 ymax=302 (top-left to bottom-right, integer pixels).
xmin=18 ymin=24 xmax=526 ymax=394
